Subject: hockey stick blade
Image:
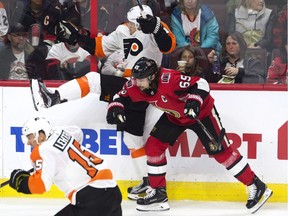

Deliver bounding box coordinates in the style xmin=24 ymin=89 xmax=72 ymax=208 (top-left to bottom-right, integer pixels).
xmin=190 ymin=110 xmax=222 ymax=151
xmin=0 ymin=168 xmax=34 ymax=189
xmin=136 ymin=0 xmax=147 ymax=18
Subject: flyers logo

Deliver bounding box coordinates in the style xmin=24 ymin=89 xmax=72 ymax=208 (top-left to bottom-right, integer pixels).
xmin=123 ymin=38 xmax=143 ymax=59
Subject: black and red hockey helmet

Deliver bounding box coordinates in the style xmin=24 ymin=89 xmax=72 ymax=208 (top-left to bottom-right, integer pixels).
xmin=132 ymin=57 xmax=158 ymax=79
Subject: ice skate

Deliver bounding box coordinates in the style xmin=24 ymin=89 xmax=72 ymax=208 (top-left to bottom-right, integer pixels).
xmin=30 ymin=79 xmax=62 ymax=111
xmin=136 ymin=187 xmax=170 ymax=211
xmin=127 ymin=177 xmax=150 ymax=200
xmin=246 ymin=176 xmax=273 ymax=214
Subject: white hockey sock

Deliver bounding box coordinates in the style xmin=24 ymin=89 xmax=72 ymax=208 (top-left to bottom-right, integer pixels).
xmin=132 ymin=155 xmax=148 ymax=178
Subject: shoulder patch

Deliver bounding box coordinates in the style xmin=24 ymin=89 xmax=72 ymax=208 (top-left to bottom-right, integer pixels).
xmin=161 ymin=73 xmax=171 ymax=83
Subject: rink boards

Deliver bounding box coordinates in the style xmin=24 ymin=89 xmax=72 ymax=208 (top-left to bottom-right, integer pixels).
xmin=0 ymin=83 xmax=287 ymax=202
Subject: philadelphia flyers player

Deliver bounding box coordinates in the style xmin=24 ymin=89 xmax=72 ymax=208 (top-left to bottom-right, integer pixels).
xmin=9 ymin=117 xmax=122 ymax=216
xmin=30 ymin=5 xmax=176 ymax=200
xmin=106 ymin=57 xmax=273 ymax=212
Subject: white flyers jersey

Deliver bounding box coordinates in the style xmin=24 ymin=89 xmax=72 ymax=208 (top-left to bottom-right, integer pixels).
xmin=100 ymin=24 xmax=163 ymax=76
xmin=46 ymin=42 xmax=91 ymax=64
xmin=28 ymin=126 xmax=116 ymax=204
xmin=0 ymin=2 xmax=9 ymax=36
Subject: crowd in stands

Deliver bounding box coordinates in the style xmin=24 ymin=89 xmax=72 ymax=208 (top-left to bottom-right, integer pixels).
xmin=0 ymin=0 xmax=286 ymax=84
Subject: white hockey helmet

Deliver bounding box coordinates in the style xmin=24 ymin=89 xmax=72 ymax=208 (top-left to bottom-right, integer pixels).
xmin=127 ymin=5 xmax=153 ymax=25
xmin=22 ymin=117 xmax=52 ymax=143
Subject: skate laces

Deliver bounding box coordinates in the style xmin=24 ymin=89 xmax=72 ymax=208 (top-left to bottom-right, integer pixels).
xmin=143 ymin=188 xmax=156 ymax=200
xmin=247 ymin=183 xmax=257 ymax=200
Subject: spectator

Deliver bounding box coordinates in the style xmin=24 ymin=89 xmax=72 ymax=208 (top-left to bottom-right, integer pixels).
xmin=267 ymin=30 xmax=287 ymax=84
xmin=16 ymin=0 xmax=62 ymax=54
xmin=46 ymin=39 xmax=92 ymax=80
xmin=175 ymin=45 xmax=204 ymax=77
xmin=9 ymin=116 xmax=122 ymax=216
xmin=170 ymin=0 xmax=222 ymax=53
xmin=0 ymin=0 xmax=9 ymax=49
xmin=272 ymin=2 xmax=287 ymax=49
xmin=0 ymin=23 xmax=46 ymax=80
xmin=62 ymin=0 xmax=110 ymax=33
xmin=226 ymin=0 xmax=242 ymax=14
xmin=206 ymin=31 xmax=265 ymax=83
xmin=226 ymin=0 xmax=277 ymax=51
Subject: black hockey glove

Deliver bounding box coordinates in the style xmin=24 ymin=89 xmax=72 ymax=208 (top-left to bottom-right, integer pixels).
xmin=9 ymin=169 xmax=31 ymax=193
xmin=106 ymin=102 xmax=126 ymax=124
xmin=56 ymin=21 xmax=80 ymax=45
xmin=137 ymin=14 xmax=162 ymax=34
xmin=184 ymin=94 xmax=203 ymax=119
xmin=56 ymin=21 xmax=96 ymax=55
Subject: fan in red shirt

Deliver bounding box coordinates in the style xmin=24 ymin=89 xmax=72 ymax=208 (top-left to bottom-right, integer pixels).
xmin=107 ymin=57 xmax=273 ymax=213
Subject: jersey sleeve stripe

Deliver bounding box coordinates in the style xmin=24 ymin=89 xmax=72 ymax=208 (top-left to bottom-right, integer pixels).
xmin=76 ymin=76 xmax=90 ymax=98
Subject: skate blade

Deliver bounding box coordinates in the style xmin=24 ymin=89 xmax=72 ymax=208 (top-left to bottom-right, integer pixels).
xmin=30 ymin=79 xmax=45 ymax=111
xmin=136 ymin=201 xmax=170 ymax=211
xmin=250 ymin=188 xmax=273 ymax=214
xmin=128 ymin=192 xmax=146 ymax=201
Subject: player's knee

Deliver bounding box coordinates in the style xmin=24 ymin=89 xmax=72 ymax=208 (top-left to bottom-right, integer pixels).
xmin=145 ymin=136 xmax=168 ymax=157
xmin=213 ymin=146 xmax=241 ymax=168
xmin=123 ymin=132 xmax=144 ymax=149
xmin=85 ymin=72 xmax=101 ymax=94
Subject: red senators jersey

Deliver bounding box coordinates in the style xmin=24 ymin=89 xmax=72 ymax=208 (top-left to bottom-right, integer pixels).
xmin=118 ymin=68 xmax=215 ymax=125
xmin=28 ymin=126 xmax=116 ymax=204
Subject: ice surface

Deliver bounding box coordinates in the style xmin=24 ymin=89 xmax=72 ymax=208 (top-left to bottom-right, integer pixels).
xmin=0 ymin=198 xmax=287 ymax=216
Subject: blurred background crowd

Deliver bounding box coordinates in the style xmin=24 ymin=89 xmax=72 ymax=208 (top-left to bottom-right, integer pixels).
xmin=0 ymin=0 xmax=286 ymax=84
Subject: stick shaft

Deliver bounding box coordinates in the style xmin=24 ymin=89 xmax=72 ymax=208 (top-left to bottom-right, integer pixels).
xmin=136 ymin=0 xmax=147 ymax=18
xmin=190 ymin=110 xmax=221 ymax=150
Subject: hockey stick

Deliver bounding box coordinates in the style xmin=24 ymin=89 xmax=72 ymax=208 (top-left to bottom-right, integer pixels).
xmin=136 ymin=0 xmax=147 ymax=18
xmin=190 ymin=110 xmax=222 ymax=151
xmin=0 ymin=168 xmax=34 ymax=189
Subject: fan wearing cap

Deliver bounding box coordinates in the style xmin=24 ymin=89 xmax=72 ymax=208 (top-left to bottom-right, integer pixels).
xmin=0 ymin=23 xmax=46 ymax=80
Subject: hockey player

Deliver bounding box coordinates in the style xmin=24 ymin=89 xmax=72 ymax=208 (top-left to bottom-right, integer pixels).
xmin=9 ymin=116 xmax=122 ymax=216
xmin=106 ymin=57 xmax=273 ymax=212
xmin=31 ymin=4 xmax=176 ymax=200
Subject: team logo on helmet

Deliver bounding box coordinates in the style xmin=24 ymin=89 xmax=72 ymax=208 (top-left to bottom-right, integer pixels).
xmin=132 ymin=57 xmax=157 ymax=79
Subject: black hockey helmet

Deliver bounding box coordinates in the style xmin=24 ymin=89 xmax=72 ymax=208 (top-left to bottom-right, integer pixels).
xmin=132 ymin=57 xmax=158 ymax=79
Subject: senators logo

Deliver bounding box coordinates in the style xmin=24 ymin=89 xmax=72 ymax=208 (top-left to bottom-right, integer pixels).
xmin=123 ymin=38 xmax=143 ymax=59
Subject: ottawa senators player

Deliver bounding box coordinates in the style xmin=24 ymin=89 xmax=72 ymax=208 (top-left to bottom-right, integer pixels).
xmin=106 ymin=57 xmax=273 ymax=212
xmin=9 ymin=117 xmax=122 ymax=216
xmin=31 ymin=5 xmax=176 ymax=200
